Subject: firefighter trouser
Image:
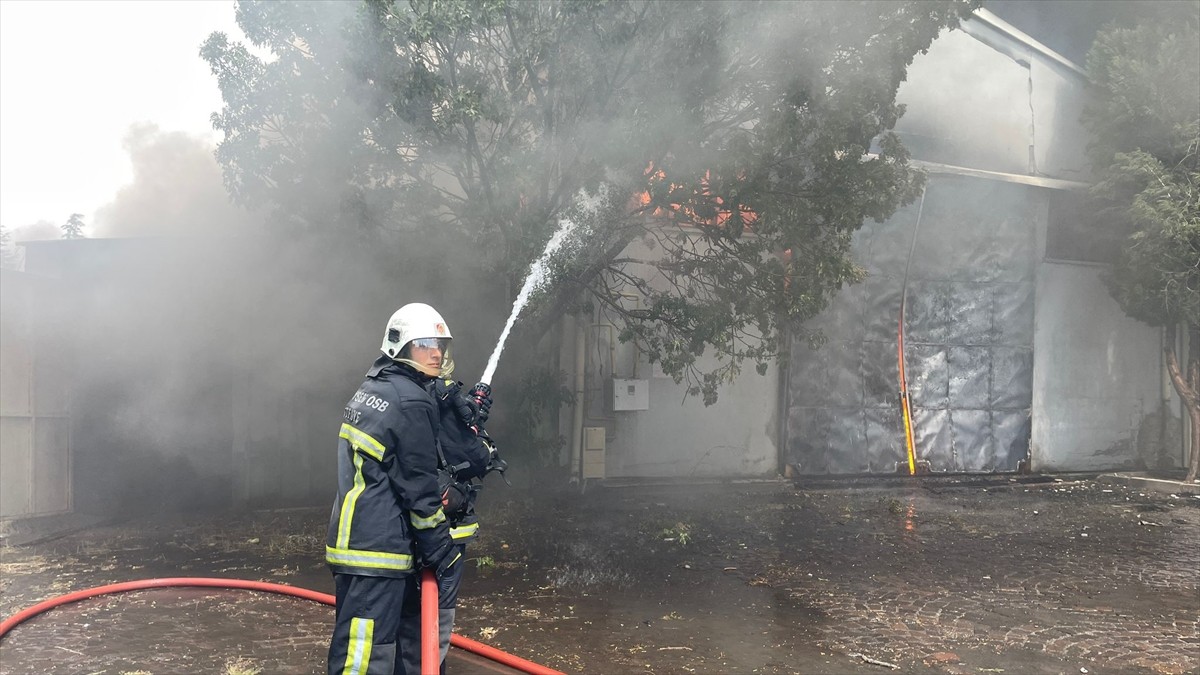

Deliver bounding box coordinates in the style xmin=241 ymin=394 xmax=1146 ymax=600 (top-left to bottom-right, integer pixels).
xmin=396 ymin=544 xmax=467 ymax=675
xmin=328 ymin=573 xmax=410 ymax=675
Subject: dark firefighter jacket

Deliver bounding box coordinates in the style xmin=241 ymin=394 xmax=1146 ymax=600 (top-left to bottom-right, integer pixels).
xmin=431 ymin=378 xmax=494 ymax=544
xmin=326 ymin=356 xmax=450 ymax=578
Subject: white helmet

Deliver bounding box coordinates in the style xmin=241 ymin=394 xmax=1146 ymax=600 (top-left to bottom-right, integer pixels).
xmin=381 ymin=303 xmax=454 ymax=377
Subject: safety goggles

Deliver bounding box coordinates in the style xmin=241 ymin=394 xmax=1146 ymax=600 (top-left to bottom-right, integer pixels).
xmin=410 ymin=337 xmax=451 ymax=352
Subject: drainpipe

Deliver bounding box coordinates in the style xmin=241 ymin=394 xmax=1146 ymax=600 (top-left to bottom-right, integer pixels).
xmin=1162 ymin=327 xmax=1171 ymax=467
xmin=1183 ymin=323 xmax=1194 ymax=470
xmin=569 ymin=314 xmax=586 ymax=483
xmin=777 ymin=320 xmax=792 ymax=478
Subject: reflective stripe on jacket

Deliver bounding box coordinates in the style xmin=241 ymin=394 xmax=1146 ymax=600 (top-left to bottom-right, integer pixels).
xmin=450 ymin=516 xmax=479 ymax=543
xmin=326 ymin=356 xmax=448 ymax=578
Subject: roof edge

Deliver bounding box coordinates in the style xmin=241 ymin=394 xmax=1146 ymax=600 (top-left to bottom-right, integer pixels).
xmin=863 ymin=154 xmax=1091 ymax=191
xmin=911 ymin=158 xmax=1091 ymax=191
xmin=963 ymin=8 xmax=1089 ymax=79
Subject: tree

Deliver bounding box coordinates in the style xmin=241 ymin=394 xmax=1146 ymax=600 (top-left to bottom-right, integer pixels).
xmin=0 ymin=225 xmax=19 ymax=270
xmin=202 ymin=0 xmax=977 ymax=403
xmin=61 ymin=213 xmax=87 ymax=239
xmin=1083 ymin=2 xmax=1200 ymax=480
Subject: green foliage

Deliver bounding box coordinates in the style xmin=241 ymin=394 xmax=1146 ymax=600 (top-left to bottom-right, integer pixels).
xmin=1099 ymin=150 xmax=1200 ymax=328
xmin=1083 ymin=4 xmax=1200 ymax=331
xmin=1083 ymin=4 xmax=1200 ymax=168
xmin=658 ymin=522 xmax=692 ymax=546
xmin=203 ymin=0 xmax=976 ymax=403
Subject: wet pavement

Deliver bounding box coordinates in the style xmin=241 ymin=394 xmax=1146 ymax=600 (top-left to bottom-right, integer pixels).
xmin=1 ymin=477 xmax=1197 ymax=674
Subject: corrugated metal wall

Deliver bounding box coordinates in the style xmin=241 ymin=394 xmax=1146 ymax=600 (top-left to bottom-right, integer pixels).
xmin=0 ymin=270 xmax=72 ymax=518
xmin=785 ymin=176 xmax=1041 ymax=474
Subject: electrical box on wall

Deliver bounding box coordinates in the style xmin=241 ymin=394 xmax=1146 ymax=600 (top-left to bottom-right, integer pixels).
xmin=612 ymin=378 xmax=650 ymax=411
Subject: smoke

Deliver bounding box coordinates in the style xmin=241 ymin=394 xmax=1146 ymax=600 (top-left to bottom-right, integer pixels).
xmin=46 ymin=204 xmax=512 ymax=515
xmin=9 ymin=4 xmax=513 ymax=517
xmin=894 ymin=1 xmax=1197 ymax=181
xmin=15 ymin=119 xmax=516 ymax=516
xmin=21 ymin=1 xmax=1051 ymax=513
xmin=9 ymin=220 xmax=60 ymax=242
xmin=93 ymin=123 xmax=262 ymax=238
xmin=53 ymin=227 xmax=467 ymax=514
xmin=892 ymin=29 xmax=1034 ymax=175
xmin=0 ymin=220 xmax=61 ymax=270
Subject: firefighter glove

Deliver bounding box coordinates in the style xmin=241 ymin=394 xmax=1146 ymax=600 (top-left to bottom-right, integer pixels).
xmin=435 ymin=380 xmax=471 ymax=422
xmin=455 ymin=393 xmax=483 ymax=429
xmin=440 ymin=480 xmax=470 ymax=516
xmin=470 ymin=382 xmax=492 ymax=425
xmin=424 ymin=541 xmax=461 ymax=579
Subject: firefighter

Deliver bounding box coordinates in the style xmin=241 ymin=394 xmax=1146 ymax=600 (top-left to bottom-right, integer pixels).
xmin=394 ymin=370 xmax=499 ymax=675
xmin=327 ymin=302 xmax=462 ymax=675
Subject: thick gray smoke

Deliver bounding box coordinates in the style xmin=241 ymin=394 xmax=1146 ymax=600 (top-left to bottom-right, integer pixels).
xmin=31 ymin=0 xmax=934 ymax=512
xmin=892 ymin=27 xmax=1043 ymax=177
xmin=51 ymin=222 xmax=504 ymax=514
xmin=30 ymin=0 xmax=1158 ymax=514
xmin=892 ymin=1 xmax=1195 ymax=185
xmin=2 ymin=220 xmax=59 ymax=269
xmin=9 ymin=220 xmax=59 ymax=242
xmin=32 ymin=127 xmax=509 ymax=514
xmin=92 ymin=123 xmax=261 ymax=238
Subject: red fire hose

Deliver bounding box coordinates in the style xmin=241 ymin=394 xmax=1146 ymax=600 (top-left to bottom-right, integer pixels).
xmin=0 ymin=576 xmax=564 ymax=675
xmin=421 ymin=569 xmax=439 ymax=674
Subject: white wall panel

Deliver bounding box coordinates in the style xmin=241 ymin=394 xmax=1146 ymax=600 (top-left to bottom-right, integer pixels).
xmin=1032 ymin=262 xmax=1165 ymax=471
xmin=1 ymin=270 xmax=72 ymax=518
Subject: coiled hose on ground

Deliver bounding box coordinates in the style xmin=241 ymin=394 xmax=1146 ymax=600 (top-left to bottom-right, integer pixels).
xmin=0 ymin=576 xmax=564 ymax=675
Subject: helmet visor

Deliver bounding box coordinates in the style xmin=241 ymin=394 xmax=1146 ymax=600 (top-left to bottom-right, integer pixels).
xmin=410 ymin=337 xmax=451 ymax=352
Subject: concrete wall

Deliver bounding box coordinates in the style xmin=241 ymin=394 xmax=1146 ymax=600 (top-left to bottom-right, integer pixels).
xmin=1031 ymin=262 xmax=1166 ymax=471
xmin=894 ymin=29 xmax=1032 ymax=175
xmin=895 ymin=12 xmax=1091 ymax=184
xmin=603 ymin=365 xmax=780 ymax=479
xmin=1029 ymin=57 xmax=1091 ymax=182
xmin=574 ymin=234 xmax=780 ymax=479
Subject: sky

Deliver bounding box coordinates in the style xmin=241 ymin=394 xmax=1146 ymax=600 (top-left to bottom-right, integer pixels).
xmin=0 ymin=0 xmax=245 ymax=233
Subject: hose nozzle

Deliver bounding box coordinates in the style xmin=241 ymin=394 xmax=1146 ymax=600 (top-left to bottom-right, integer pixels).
xmin=467 ymin=382 xmax=492 ymax=432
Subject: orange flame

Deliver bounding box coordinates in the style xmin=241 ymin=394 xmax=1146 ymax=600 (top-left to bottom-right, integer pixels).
xmin=635 ymin=163 xmax=758 ymax=230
